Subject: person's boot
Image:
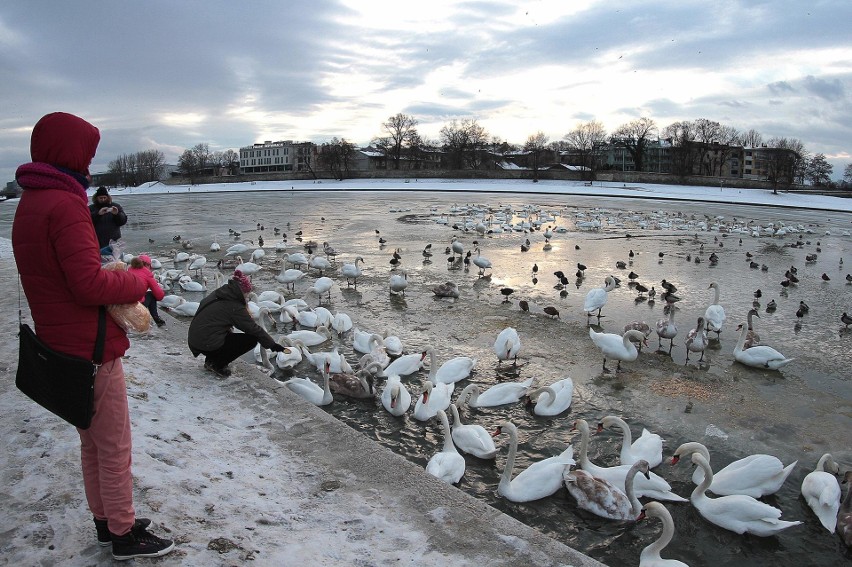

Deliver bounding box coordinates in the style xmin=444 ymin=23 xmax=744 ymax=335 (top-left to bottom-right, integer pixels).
xmin=94 ymin=517 xmax=151 ymax=547
xmin=153 ymin=316 xmax=166 ymax=327
xmin=110 ymin=526 xmax=175 ymax=561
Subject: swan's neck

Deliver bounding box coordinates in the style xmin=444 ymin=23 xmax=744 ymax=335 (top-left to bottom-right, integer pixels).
xmin=624 ymin=464 xmax=642 ymax=515
xmin=692 ymin=454 xmax=714 ymax=503
xmin=712 ymin=285 xmax=720 ymax=305
xmin=577 ymin=422 xmax=590 ymax=467
xmin=461 ymin=384 xmax=479 ymax=405
xmin=427 ymin=349 xmax=437 ymax=380
xmin=668 ymin=307 xmax=676 ymax=323
xmin=500 ymin=425 xmax=518 ymax=486
xmin=645 ymin=511 xmax=675 ymax=560
xmin=615 ymin=419 xmax=633 ymax=453
xmin=439 ymin=412 xmax=454 ymax=452
xmin=450 ymin=404 xmax=461 ymax=425
xmin=747 ymin=310 xmax=755 ymax=330
xmin=815 ymin=453 xmax=833 ymax=473
xmin=530 ymin=386 xmax=556 ymax=405
xmin=735 ymin=324 xmax=748 ymax=353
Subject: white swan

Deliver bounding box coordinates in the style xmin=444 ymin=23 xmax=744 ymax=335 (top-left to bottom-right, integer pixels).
xmin=379 ymin=349 xmax=428 ymax=378
xmin=341 ymin=257 xmax=363 ymax=287
xmin=382 ymin=332 xmax=404 ymax=356
xmin=801 ymin=453 xmax=841 ymax=533
xmin=598 ymin=415 xmax=663 ymax=468
xmin=282 ymin=369 xmax=332 ymax=406
xmin=457 ymin=378 xmax=534 ymax=408
xmin=733 ymin=322 xmax=795 ymax=370
xmin=472 ymin=247 xmax=492 ymax=276
xmin=301 ymin=346 xmax=352 ymax=374
xmin=275 ymin=265 xmax=307 ymax=290
xmin=389 ymin=271 xmax=408 ymax=295
xmin=589 ymin=328 xmax=646 ymax=372
xmin=655 ymin=306 xmax=678 ymax=353
xmin=331 ymin=311 xmax=353 ymax=335
xmin=274 ymin=338 xmax=304 ymax=370
xmin=381 ymin=374 xmax=411 ymax=417
xmin=225 ymin=243 xmax=250 ymax=257
xmin=285 ymin=251 xmax=309 ymax=269
xmin=426 ymin=349 xmax=476 ymax=384
xmin=285 ymin=325 xmax=331 ymax=347
xmin=684 ymin=317 xmax=708 ymax=363
xmin=159 ymin=294 xmax=184 ymax=309
xmin=413 ymin=380 xmax=454 ymax=421
xmin=309 ymin=254 xmax=332 ymax=275
xmin=583 ymin=275 xmax=616 ymax=320
xmin=169 ymin=300 xmax=199 ymax=317
xmin=527 ymin=377 xmax=574 ymax=416
xmin=563 ymin=459 xmax=650 ymax=520
xmin=305 ymin=276 xmax=334 ymax=304
xmin=638 ymin=502 xmax=690 ymax=567
xmin=448 ymin=403 xmax=497 ymax=459
xmin=352 ymin=328 xmax=382 ymax=353
xmin=491 ymin=421 xmax=575 ymax=502
xmin=678 ymin=452 xmax=801 ymax=536
xmin=493 ymin=327 xmax=521 ymax=364
xmin=704 ymin=282 xmax=726 ymax=338
xmin=574 ymin=419 xmax=686 ymax=502
xmin=425 ymin=409 xmax=466 ymax=484
xmin=671 ymin=442 xmax=797 ymax=498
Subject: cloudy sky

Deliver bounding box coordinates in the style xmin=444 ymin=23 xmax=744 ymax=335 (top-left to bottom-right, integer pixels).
xmin=1 ymin=0 xmax=850 ymax=184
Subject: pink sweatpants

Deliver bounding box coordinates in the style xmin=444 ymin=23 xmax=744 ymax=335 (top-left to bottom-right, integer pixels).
xmin=77 ymin=358 xmax=135 ymax=536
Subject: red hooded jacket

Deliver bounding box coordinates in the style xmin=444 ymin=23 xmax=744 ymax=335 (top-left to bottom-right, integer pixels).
xmin=12 ymin=113 xmax=147 ymax=362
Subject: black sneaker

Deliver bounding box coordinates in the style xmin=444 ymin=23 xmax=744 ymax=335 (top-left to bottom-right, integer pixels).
xmin=111 ymin=527 xmax=175 ymax=561
xmin=154 ymin=317 xmax=166 ymax=327
xmin=94 ymin=517 xmax=152 ymax=546
xmin=204 ymin=362 xmax=232 ymax=377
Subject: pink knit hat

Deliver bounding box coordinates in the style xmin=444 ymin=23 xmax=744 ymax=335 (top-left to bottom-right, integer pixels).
xmin=233 ymin=269 xmax=252 ymax=293
xmin=137 ymin=254 xmax=152 ymax=266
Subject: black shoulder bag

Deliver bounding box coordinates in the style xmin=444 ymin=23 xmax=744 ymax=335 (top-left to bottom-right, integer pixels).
xmin=16 ymin=280 xmax=107 ymax=429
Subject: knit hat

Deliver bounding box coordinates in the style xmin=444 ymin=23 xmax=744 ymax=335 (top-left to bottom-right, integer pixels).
xmin=233 ymin=269 xmax=252 ymax=293
xmin=94 ymin=186 xmax=110 ymax=197
xmin=137 ymin=254 xmax=152 ymax=266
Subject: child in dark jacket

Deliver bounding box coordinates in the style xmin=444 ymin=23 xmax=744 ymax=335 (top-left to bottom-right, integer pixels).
xmin=129 ymin=255 xmax=166 ymax=327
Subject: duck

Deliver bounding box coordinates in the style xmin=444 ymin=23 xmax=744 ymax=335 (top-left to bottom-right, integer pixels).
xmin=842 ymin=312 xmax=852 ymax=328
xmin=491 ymin=421 xmax=575 ymax=502
xmin=655 ymin=305 xmax=678 ymax=354
xmin=765 ymin=299 xmax=777 ymax=312
xmin=328 ymin=363 xmax=379 ymax=399
xmin=676 ymin=452 xmax=801 ymax=536
xmin=801 ymin=453 xmax=841 ymax=533
xmin=432 ymin=281 xmax=460 ymax=298
xmin=671 ymin=441 xmax=797 ymax=498
xmin=563 ymin=459 xmax=650 ymax=521
xmin=282 ymin=364 xmax=333 ymax=406
xmin=637 ymin=502 xmax=690 ymax=567
xmin=839 ymin=471 xmax=852 ymax=547
xmin=684 ymin=317 xmax=708 ymax=363
xmin=412 ymin=380 xmax=454 ymax=421
xmin=704 ymin=282 xmax=726 ymax=338
xmin=733 ymin=322 xmax=794 ymax=369
xmin=493 ymin=327 xmax=521 ymax=365
xmin=573 ymin=419 xmax=686 ymax=502
xmin=583 ymin=275 xmax=617 ymax=321
xmin=526 ymin=377 xmax=574 ymax=416
xmin=285 ymin=325 xmax=331 ymax=347
xmin=448 ymin=404 xmax=497 ymax=459
xmin=379 ymin=349 xmax=428 ymax=378
xmin=744 ymin=308 xmax=761 ymax=348
xmin=425 ymin=409 xmax=466 ymax=484
xmin=427 ymin=349 xmax=477 ymax=385
xmin=457 ymin=378 xmax=534 ymax=408
xmin=597 ymin=416 xmax=663 ymax=468
xmin=589 ymin=328 xmax=647 ymax=372
xmin=340 ymin=256 xmax=364 ymax=287
xmin=380 ymin=374 xmax=412 ymax=417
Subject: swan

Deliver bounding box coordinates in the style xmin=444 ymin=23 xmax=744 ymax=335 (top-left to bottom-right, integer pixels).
xmin=359 ymin=340 xmax=391 ymax=372
xmin=456 ymin=378 xmax=534 ymax=408
xmin=274 ymin=338 xmax=304 ymax=370
xmin=597 ymin=416 xmax=663 ymax=468
xmin=285 ymin=325 xmax=331 ymax=347
xmin=187 ymin=254 xmax=207 ymax=275
xmin=301 ymin=346 xmax=352 ymax=374
xmin=637 ymin=502 xmax=690 ymax=567
xmin=655 ymin=306 xmax=678 ymax=353
xmin=379 ymin=349 xmax=428 ymax=378
xmin=704 ymin=282 xmax=726 ymax=338
xmin=179 ymin=277 xmax=205 ymax=292
xmin=309 ymin=254 xmax=332 ymax=275
xmin=389 ymin=271 xmax=408 ymax=295
xmin=684 ymin=317 xmax=708 ymax=363
xmin=209 ymin=241 xmax=221 ymax=252
xmin=526 ymin=377 xmax=574 ymax=416
xmin=801 ymin=453 xmax=841 ymax=533
xmin=472 ymin=247 xmax=492 ymax=276
xmin=282 ymin=368 xmax=332 ymax=406
xmin=491 ymin=421 xmax=575 ymax=502
xmin=839 ymin=471 xmax=852 ymax=547
xmin=744 ymin=308 xmax=761 ymax=348
xmin=285 ymin=251 xmax=309 ymax=269
xmin=432 ymin=281 xmax=459 ymax=298
xmin=493 ymin=327 xmax=521 ymax=365
xmin=169 ymin=300 xmax=199 ymax=317
xmin=159 ymin=294 xmax=184 ymax=309
xmin=382 ymin=332 xmax=404 ymax=356
xmin=574 ymin=419 xmax=686 ymax=502
xmin=583 ymin=275 xmax=616 ymax=320
xmin=235 ymin=258 xmax=262 ymax=276
xmin=275 ymin=264 xmax=307 ymax=290
xmin=294 ymin=308 xmax=321 ymax=328
xmin=341 ymin=257 xmax=364 ymax=287
xmin=448 ymin=403 xmax=497 ymax=459
xmin=381 ymin=374 xmax=411 ymax=417
xmin=671 ymin=441 xmax=797 ymax=498
xmin=676 ymin=452 xmax=801 ymax=536
xmin=589 ymin=328 xmax=646 ymax=372
xmin=733 ymin=322 xmax=794 ymax=370
xmin=412 ymin=380 xmax=454 ymax=421
xmin=328 ymin=362 xmax=379 ymax=399
xmin=256 ymin=288 xmax=286 ymax=304
xmin=425 ymin=409 xmax=466 ymax=484
xmin=331 ymin=311 xmax=353 ymax=335
xmin=563 ymin=459 xmax=650 ymax=520
xmin=305 ymin=276 xmax=334 ymax=304
xmin=225 ymin=243 xmax=250 ymax=257
xmin=426 ymin=349 xmax=477 ymax=384
xmin=352 ymin=328 xmax=383 ymax=353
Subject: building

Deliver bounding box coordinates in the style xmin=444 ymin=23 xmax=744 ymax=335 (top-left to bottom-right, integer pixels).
xmin=239 ymin=140 xmax=317 ymax=174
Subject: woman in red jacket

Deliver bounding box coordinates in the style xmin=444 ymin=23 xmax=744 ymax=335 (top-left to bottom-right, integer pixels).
xmin=12 ymin=112 xmax=175 ymax=561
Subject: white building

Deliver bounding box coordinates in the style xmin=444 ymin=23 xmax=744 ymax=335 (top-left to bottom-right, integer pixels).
xmin=239 ymin=140 xmax=315 ymax=173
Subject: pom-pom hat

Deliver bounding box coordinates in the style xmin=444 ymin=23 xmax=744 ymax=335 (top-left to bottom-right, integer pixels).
xmin=233 ymin=269 xmax=252 ymax=293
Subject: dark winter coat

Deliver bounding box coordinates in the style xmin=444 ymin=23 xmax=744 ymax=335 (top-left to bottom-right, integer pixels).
xmin=13 ymin=113 xmax=147 ymax=362
xmin=187 ymin=279 xmax=279 ymax=355
xmin=89 ymin=199 xmax=127 ymax=248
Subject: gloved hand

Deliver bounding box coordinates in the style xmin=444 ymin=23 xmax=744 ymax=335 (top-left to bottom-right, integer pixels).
xmin=270 ymin=343 xmax=287 ymax=353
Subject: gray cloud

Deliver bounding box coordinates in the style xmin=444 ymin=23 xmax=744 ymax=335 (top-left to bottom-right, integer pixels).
xmin=802 ymin=75 xmax=845 ymax=101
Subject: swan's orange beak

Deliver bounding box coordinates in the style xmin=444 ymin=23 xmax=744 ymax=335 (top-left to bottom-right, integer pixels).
xmin=637 ymin=510 xmax=647 ymax=522
xmin=421 ymin=392 xmax=429 ymax=403
xmin=420 ymin=351 xmax=428 ymax=360
xmin=596 ymin=422 xmax=604 ymax=433
xmin=491 ymin=426 xmax=502 ymax=438
xmin=671 ymin=455 xmax=680 ymax=465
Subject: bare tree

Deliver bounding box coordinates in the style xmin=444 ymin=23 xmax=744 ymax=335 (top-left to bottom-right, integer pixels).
xmin=376 ymin=113 xmax=418 ymax=170
xmin=844 ymin=163 xmax=852 ymax=185
xmin=805 ymin=153 xmax=833 ymax=186
xmin=765 ymin=137 xmax=805 ymax=193
xmin=714 ymin=125 xmax=740 ymax=177
xmin=107 ymin=150 xmax=164 ymax=187
xmin=564 ymin=120 xmax=607 ymax=180
xmin=524 ymin=131 xmax=549 ymax=182
xmin=662 ymin=120 xmax=697 ymax=178
xmin=741 ymin=129 xmax=763 ymax=148
xmin=610 ymin=117 xmax=657 ymax=172
xmin=318 ymin=137 xmax=355 ymax=180
xmin=439 ymin=119 xmax=488 ymax=170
